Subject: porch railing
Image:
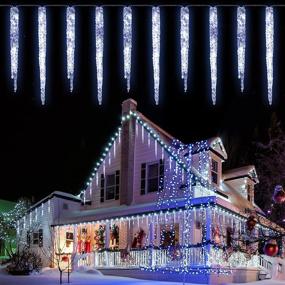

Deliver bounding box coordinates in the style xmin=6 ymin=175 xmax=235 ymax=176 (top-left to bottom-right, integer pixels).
xmin=76 ymin=247 xmax=207 ymax=269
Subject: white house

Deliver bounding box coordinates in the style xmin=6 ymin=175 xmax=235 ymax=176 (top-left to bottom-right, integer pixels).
xmin=18 ymin=99 xmax=285 ymax=284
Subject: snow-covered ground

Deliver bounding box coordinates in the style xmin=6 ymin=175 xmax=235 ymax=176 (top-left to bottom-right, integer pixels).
xmin=0 ymin=267 xmax=284 ymax=285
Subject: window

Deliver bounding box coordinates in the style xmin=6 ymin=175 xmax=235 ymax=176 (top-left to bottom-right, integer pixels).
xmin=33 ymin=232 xmax=39 ymax=245
xmin=32 ymin=229 xmax=43 ymax=247
xmin=141 ymin=160 xmax=164 ymax=195
xmin=211 ymin=159 xmax=219 ymax=184
xmin=63 ymin=203 xmax=69 ymax=210
xmin=147 ymin=162 xmax=159 ymax=193
xmin=106 ymin=174 xmax=116 ymax=200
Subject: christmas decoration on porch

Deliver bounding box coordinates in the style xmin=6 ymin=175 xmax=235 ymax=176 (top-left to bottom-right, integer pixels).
xmin=263 ymin=239 xmax=279 ymax=257
xmin=272 ymin=185 xmax=285 ymax=204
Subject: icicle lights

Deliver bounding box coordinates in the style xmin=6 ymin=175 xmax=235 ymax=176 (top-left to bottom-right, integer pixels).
xmin=180 ymin=7 xmax=189 ymax=92
xmin=237 ymin=6 xmax=246 ymax=92
xmin=38 ymin=7 xmax=47 ymax=105
xmin=209 ymin=6 xmax=218 ymax=105
xmin=265 ymin=7 xmax=274 ymax=105
xmin=123 ymin=6 xmax=132 ymax=92
xmin=95 ymin=7 xmax=104 ymax=105
xmin=66 ymin=6 xmax=76 ymax=92
xmin=152 ymin=7 xmax=160 ymax=105
xmin=10 ymin=6 xmax=19 ymax=93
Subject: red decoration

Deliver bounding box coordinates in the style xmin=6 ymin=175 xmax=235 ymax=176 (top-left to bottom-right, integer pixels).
xmin=132 ymin=228 xmax=146 ymax=248
xmin=61 ymin=256 xmax=69 ymax=262
xmin=85 ymin=236 xmax=91 ymax=253
xmin=263 ymin=239 xmax=279 ymax=257
xmin=273 ymin=185 xmax=285 ymax=204
xmin=246 ymin=215 xmax=257 ymax=231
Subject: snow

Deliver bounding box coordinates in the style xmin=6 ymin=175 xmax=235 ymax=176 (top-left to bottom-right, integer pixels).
xmin=0 ymin=266 xmax=284 ymax=285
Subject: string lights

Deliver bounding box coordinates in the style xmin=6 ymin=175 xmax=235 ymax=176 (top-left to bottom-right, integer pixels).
xmin=38 ymin=6 xmax=47 ymax=105
xmin=209 ymin=6 xmax=218 ymax=105
xmin=237 ymin=6 xmax=246 ymax=92
xmin=152 ymin=7 xmax=160 ymax=105
xmin=10 ymin=6 xmax=19 ymax=93
xmin=66 ymin=6 xmax=76 ymax=92
xmin=95 ymin=7 xmax=104 ymax=105
xmin=123 ymin=6 xmax=132 ymax=92
xmin=265 ymin=6 xmax=274 ymax=105
xmin=180 ymin=7 xmax=189 ymax=92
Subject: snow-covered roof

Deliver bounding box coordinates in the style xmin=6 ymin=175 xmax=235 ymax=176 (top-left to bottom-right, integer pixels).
xmin=29 ymin=191 xmax=81 ymax=212
xmin=223 ymin=165 xmax=259 ymax=183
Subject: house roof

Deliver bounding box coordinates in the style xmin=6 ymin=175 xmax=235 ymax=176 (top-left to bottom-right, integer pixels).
xmin=29 ymin=191 xmax=81 ymax=212
xmin=223 ymin=165 xmax=259 ymax=183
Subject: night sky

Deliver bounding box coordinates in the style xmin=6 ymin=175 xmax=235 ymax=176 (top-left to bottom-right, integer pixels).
xmin=1 ymin=0 xmax=285 ymax=202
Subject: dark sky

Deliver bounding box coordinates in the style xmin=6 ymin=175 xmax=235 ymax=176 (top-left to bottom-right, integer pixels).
xmin=1 ymin=0 xmax=285 ymax=202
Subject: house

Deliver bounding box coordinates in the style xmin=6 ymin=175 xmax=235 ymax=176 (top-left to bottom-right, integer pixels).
xmin=18 ymin=99 xmax=285 ymax=284
xmin=0 ymin=199 xmax=16 ymax=262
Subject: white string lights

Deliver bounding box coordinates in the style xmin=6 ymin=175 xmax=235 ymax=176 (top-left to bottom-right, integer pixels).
xmin=180 ymin=7 xmax=189 ymax=92
xmin=237 ymin=6 xmax=246 ymax=93
xmin=2 ymin=5 xmax=283 ymax=106
xmin=209 ymin=6 xmax=218 ymax=105
xmin=123 ymin=6 xmax=132 ymax=92
xmin=38 ymin=7 xmax=47 ymax=105
xmin=66 ymin=6 xmax=76 ymax=92
xmin=95 ymin=7 xmax=104 ymax=105
xmin=265 ymin=6 xmax=274 ymax=105
xmin=152 ymin=7 xmax=160 ymax=105
xmin=10 ymin=6 xmax=19 ymax=93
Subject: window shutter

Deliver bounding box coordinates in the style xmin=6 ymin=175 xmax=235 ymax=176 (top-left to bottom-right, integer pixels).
xmin=140 ymin=163 xmax=146 ymax=195
xmin=159 ymin=159 xmax=164 ymax=191
xmin=115 ymin=170 xmax=120 ymax=200
xmin=100 ymin=174 xmax=105 ymax=203
xmin=39 ymin=229 xmax=43 ymax=247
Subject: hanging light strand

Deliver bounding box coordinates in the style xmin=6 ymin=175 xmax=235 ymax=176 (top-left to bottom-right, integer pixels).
xmin=38 ymin=7 xmax=47 ymax=105
xmin=66 ymin=6 xmax=76 ymax=92
xmin=95 ymin=7 xmax=104 ymax=105
xmin=180 ymin=7 xmax=189 ymax=92
xmin=123 ymin=6 xmax=132 ymax=92
xmin=265 ymin=6 xmax=274 ymax=105
xmin=10 ymin=6 xmax=19 ymax=93
xmin=209 ymin=6 xmax=218 ymax=105
xmin=152 ymin=7 xmax=160 ymax=105
xmin=237 ymin=6 xmax=246 ymax=93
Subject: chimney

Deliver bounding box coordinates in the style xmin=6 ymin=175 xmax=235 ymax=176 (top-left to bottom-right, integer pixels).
xmin=120 ymin=99 xmax=137 ymax=205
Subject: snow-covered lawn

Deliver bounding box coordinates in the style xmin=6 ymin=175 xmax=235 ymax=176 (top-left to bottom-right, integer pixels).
xmin=0 ymin=267 xmax=284 ymax=285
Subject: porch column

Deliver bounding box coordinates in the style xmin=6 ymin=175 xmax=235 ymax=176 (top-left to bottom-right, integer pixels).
xmin=205 ymin=207 xmax=212 ymax=266
xmin=148 ymin=217 xmax=155 ymax=267
xmin=105 ymin=222 xmax=110 ymax=266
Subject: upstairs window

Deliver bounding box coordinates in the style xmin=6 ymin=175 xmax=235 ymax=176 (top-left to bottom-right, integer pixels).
xmin=141 ymin=160 xmax=164 ymax=195
xmin=147 ymin=163 xmax=159 ymax=193
xmin=106 ymin=174 xmax=116 ymax=200
xmin=211 ymin=159 xmax=219 ymax=185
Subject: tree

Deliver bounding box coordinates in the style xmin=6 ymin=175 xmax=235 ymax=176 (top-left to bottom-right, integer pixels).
xmin=0 ymin=199 xmax=29 ymax=258
xmin=254 ymin=113 xmax=285 ymax=224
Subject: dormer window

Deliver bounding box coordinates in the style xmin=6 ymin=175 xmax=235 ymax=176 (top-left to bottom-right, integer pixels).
xmin=211 ymin=159 xmax=218 ymax=185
